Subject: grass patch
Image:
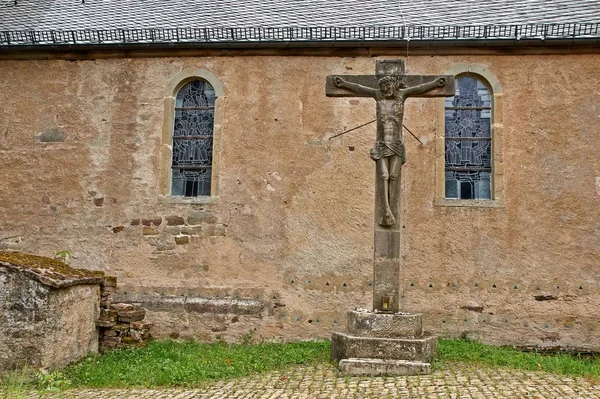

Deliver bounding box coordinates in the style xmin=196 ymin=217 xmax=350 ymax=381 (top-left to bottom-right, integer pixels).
xmin=0 ymin=366 xmax=32 ymax=399
xmin=62 ymin=340 xmax=331 ymax=388
xmin=437 ymin=338 xmax=600 ymax=381
xmin=6 ymin=339 xmax=598 ymax=391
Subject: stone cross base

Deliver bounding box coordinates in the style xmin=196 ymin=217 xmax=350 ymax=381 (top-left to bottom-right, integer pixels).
xmin=331 ymin=310 xmax=437 ymax=376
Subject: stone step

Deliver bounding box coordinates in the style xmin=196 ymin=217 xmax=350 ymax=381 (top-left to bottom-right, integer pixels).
xmin=339 ymin=358 xmax=431 ymax=376
xmin=331 ymin=332 xmax=437 ymax=363
xmin=347 ymin=310 xmax=423 ymax=338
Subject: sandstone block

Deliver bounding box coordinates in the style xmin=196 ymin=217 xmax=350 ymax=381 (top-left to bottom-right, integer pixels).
xmin=129 ymin=329 xmax=150 ymax=341
xmin=141 ymin=217 xmax=162 ymax=226
xmin=111 ymin=303 xmax=134 ymax=311
xmin=112 ymin=323 xmax=131 ymax=333
xmin=174 ymin=235 xmax=190 ymax=245
xmin=118 ymin=309 xmax=146 ymax=322
xmin=142 ymin=227 xmax=159 ymax=236
xmin=165 ymin=215 xmax=185 ymax=226
xmin=95 ymin=319 xmax=117 ymax=328
xmin=98 ymin=309 xmax=118 ymax=322
xmin=102 ymin=336 xmax=122 ymax=344
xmin=103 ymin=329 xmax=118 ymax=337
xmin=102 ymin=276 xmax=118 ymax=287
xmin=101 ymin=286 xmax=116 ymax=294
xmin=188 ymin=210 xmax=216 ymax=225
xmin=131 ymin=321 xmax=154 ymax=330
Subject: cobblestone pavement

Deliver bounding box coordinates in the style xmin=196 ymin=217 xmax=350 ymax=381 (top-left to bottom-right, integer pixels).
xmin=25 ymin=363 xmax=600 ymax=399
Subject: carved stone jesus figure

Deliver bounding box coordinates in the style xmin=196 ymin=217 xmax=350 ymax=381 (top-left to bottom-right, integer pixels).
xmin=333 ymin=75 xmax=447 ymax=226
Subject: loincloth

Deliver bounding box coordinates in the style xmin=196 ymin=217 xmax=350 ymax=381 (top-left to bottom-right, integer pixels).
xmin=370 ymin=139 xmax=406 ymax=162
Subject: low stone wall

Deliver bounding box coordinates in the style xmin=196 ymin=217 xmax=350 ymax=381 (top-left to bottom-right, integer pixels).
xmin=0 ymin=252 xmax=103 ymax=371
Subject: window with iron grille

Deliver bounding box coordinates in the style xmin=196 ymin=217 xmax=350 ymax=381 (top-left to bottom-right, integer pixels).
xmin=171 ymin=80 xmax=215 ymax=196
xmin=444 ymin=76 xmax=492 ymax=200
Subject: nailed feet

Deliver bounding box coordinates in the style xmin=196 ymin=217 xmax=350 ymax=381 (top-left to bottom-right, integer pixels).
xmin=380 ymin=209 xmax=396 ymax=227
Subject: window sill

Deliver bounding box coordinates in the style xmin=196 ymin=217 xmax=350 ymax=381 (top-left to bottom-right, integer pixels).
xmin=158 ymin=195 xmax=219 ymax=205
xmin=434 ymin=198 xmax=504 ymax=208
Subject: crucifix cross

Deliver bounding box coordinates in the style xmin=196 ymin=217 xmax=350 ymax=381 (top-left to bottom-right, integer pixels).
xmin=326 ymin=59 xmax=455 ymax=313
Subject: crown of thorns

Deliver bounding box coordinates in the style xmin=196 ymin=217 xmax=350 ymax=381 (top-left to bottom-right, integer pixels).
xmin=378 ymin=75 xmax=405 ymax=87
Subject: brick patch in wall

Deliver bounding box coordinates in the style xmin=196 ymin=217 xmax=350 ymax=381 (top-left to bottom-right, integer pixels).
xmin=97 ymin=277 xmax=153 ymax=353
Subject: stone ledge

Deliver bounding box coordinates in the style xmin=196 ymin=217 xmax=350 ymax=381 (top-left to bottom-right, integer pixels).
xmin=114 ymin=294 xmax=265 ymax=316
xmin=331 ymin=332 xmax=437 ymax=364
xmin=339 ymin=358 xmax=431 ymax=376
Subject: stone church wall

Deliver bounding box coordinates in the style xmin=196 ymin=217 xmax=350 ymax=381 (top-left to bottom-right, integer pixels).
xmin=0 ymin=53 xmax=598 ymax=350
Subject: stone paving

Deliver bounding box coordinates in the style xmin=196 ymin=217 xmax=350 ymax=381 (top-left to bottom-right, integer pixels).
xmin=24 ymin=363 xmax=600 ymax=399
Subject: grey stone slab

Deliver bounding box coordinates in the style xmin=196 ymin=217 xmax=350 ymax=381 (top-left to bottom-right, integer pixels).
xmin=346 ymin=310 xmax=423 ymax=338
xmin=331 ymin=331 xmax=437 ymax=363
xmin=338 ymin=358 xmax=431 ymax=376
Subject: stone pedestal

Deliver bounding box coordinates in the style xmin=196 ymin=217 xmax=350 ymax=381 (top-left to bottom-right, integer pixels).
xmin=331 ymin=310 xmax=437 ymax=376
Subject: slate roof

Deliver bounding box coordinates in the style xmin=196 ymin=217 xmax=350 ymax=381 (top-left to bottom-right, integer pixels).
xmin=1 ymin=0 xmax=599 ymax=46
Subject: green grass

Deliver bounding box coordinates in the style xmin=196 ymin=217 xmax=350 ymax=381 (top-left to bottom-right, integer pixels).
xmin=5 ymin=338 xmax=599 ymax=391
xmin=0 ymin=366 xmax=31 ymax=399
xmin=437 ymin=338 xmax=600 ymax=381
xmin=62 ymin=340 xmax=331 ymax=388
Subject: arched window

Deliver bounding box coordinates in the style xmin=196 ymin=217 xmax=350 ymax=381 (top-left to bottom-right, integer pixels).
xmin=444 ymin=76 xmax=492 ymax=200
xmin=171 ymin=80 xmax=216 ymax=197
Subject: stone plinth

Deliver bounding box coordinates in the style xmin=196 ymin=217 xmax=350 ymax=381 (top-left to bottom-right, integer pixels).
xmin=347 ymin=310 xmax=423 ymax=338
xmin=331 ymin=310 xmax=437 ymax=376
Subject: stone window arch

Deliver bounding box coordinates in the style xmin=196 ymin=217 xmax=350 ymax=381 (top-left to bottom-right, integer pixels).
xmin=435 ymin=64 xmax=504 ymax=207
xmin=160 ymin=68 xmax=224 ymax=203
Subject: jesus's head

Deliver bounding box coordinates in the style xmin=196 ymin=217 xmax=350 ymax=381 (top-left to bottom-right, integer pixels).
xmin=378 ymin=76 xmax=399 ymax=98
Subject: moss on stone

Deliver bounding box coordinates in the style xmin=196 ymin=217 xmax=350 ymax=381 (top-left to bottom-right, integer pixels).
xmin=0 ymin=250 xmax=105 ymax=288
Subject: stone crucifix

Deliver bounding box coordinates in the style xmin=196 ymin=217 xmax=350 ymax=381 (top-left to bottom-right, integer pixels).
xmin=326 ymin=59 xmax=455 ymax=313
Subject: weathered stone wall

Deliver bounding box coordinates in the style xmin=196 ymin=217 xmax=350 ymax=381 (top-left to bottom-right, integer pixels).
xmin=0 ymin=267 xmax=99 ymax=370
xmin=0 ymin=53 xmax=598 ymax=350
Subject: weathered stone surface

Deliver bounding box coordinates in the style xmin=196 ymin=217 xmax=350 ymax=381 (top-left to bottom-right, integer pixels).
xmin=37 ymin=127 xmax=67 ymax=143
xmin=338 ymin=358 xmax=431 ymax=376
xmin=0 ymin=255 xmax=100 ymax=371
xmin=98 ymin=308 xmax=118 ymax=321
xmin=118 ymin=309 xmax=146 ymax=322
xmin=131 ymin=321 xmax=154 ymax=330
xmin=102 ymin=276 xmax=118 ymax=287
xmin=141 ymin=218 xmax=162 ymax=226
xmin=165 ymin=216 xmax=185 ymax=226
xmin=174 ymin=235 xmax=190 ymax=245
xmin=188 ymin=210 xmax=216 ymax=225
xmin=115 ymin=294 xmax=265 ymax=316
xmin=331 ymin=332 xmax=437 ymax=363
xmin=142 ymin=227 xmax=159 ymax=236
xmin=0 ymin=56 xmax=598 ymax=349
xmin=96 ymin=319 xmax=117 ymax=328
xmin=102 ymin=329 xmax=118 ymax=337
xmin=346 ymin=310 xmax=423 ymax=338
xmin=112 ymin=323 xmax=130 ymax=333
xmin=0 ymin=251 xmax=104 ymax=288
xmin=111 ymin=303 xmax=134 ymax=311
xmin=102 ymin=336 xmax=122 ymax=344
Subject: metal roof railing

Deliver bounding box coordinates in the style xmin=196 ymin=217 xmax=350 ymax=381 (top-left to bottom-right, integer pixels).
xmin=1 ymin=23 xmax=599 ymax=46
